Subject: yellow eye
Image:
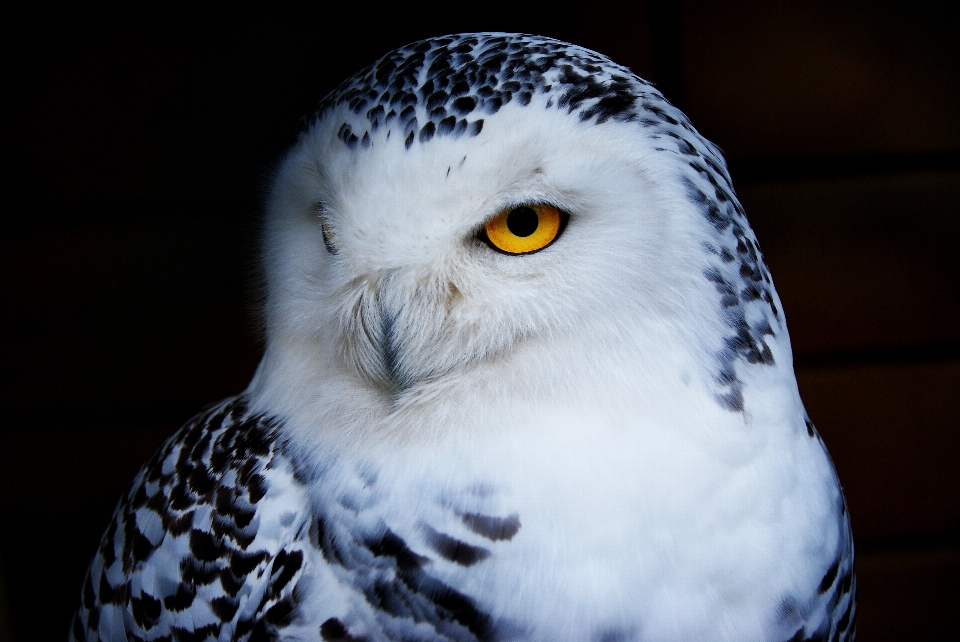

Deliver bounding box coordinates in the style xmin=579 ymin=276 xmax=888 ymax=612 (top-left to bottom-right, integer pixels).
xmin=482 ymin=204 xmax=566 ymax=255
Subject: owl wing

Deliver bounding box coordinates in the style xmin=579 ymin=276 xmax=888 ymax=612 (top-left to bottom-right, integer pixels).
xmin=70 ymin=396 xmax=516 ymax=642
xmin=817 ymin=493 xmax=857 ymax=642
xmin=778 ymin=421 xmax=857 ymax=642
xmin=69 ymin=397 xmax=311 ymax=642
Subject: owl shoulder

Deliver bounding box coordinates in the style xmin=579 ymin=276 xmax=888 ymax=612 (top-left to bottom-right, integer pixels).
xmin=70 ymin=397 xmax=311 ymax=641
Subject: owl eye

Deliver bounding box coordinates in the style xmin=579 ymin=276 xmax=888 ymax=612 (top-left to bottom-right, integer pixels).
xmin=481 ymin=204 xmax=567 ymax=255
xmin=318 ymin=204 xmax=340 ymax=255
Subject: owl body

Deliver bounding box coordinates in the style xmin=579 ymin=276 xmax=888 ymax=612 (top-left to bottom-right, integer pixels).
xmin=71 ymin=34 xmax=854 ymax=642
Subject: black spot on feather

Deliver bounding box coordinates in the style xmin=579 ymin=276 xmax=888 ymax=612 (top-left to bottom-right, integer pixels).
xmin=460 ymin=512 xmax=521 ymax=541
xmin=423 ymin=526 xmax=491 ymax=566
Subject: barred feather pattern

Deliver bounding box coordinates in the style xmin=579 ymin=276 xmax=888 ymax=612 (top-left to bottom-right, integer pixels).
xmin=69 ymin=395 xmax=856 ymax=642
xmin=68 ymin=398 xmax=516 ymax=642
xmin=69 ymin=397 xmax=310 ymax=642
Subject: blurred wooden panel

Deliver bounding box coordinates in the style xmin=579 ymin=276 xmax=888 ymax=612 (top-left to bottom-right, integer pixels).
xmin=0 ymin=28 xmax=385 ymax=211
xmin=0 ymin=212 xmax=262 ymax=416
xmin=680 ymin=0 xmax=960 ymax=160
xmin=0 ymin=17 xmax=654 ymax=219
xmin=738 ymin=170 xmax=960 ymax=356
xmin=797 ymin=359 xmax=960 ymax=543
xmin=0 ymin=550 xmax=10 ymax=642
xmin=855 ymin=545 xmax=960 ymax=641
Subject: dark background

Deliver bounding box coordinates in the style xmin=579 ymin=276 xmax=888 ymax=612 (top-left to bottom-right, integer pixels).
xmin=1 ymin=3 xmax=958 ymax=640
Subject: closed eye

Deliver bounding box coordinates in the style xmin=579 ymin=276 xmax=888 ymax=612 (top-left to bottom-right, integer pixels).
xmin=318 ymin=203 xmax=340 ymax=255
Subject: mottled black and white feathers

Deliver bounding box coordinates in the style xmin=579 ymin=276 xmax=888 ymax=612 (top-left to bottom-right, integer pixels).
xmin=71 ymin=399 xmax=306 ymax=641
xmin=70 ymin=398 xmax=526 ymax=642
xmin=72 ymin=33 xmax=855 ymax=642
xmin=71 ymin=400 xmax=855 ymax=642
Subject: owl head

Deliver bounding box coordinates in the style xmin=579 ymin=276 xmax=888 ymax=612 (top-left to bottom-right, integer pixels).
xmin=248 ymin=33 xmax=792 ymax=443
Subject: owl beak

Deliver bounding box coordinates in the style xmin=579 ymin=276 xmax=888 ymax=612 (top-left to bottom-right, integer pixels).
xmin=340 ymin=273 xmax=455 ymax=400
xmin=347 ymin=281 xmax=418 ymax=398
xmin=378 ymin=306 xmax=412 ymax=395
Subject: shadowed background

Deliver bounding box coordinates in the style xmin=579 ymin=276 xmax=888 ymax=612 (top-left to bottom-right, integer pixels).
xmin=1 ymin=3 xmax=958 ymax=640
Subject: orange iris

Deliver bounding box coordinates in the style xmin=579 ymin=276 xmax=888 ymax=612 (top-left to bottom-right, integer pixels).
xmin=483 ymin=204 xmax=565 ymax=255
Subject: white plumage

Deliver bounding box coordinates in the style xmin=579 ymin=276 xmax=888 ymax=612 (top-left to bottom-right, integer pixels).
xmin=71 ymin=33 xmax=855 ymax=642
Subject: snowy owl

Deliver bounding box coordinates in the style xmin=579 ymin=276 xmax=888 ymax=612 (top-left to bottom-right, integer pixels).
xmin=70 ymin=33 xmax=855 ymax=642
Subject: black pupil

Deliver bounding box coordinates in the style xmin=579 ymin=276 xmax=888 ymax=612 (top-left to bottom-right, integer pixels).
xmin=506 ymin=207 xmax=539 ymax=237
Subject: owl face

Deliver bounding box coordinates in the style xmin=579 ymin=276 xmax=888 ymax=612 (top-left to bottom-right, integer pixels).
xmin=253 ymin=34 xmax=787 ymax=439
xmin=264 ymin=97 xmax=708 ymax=402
